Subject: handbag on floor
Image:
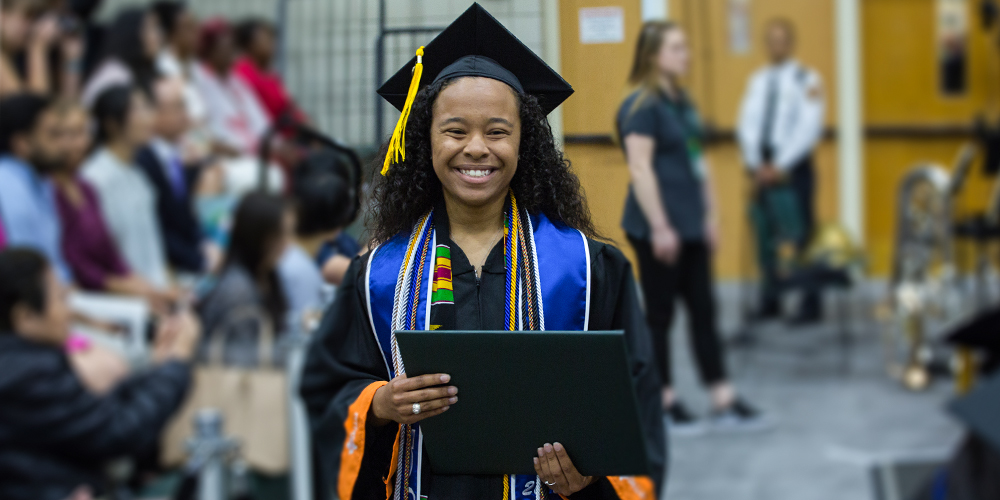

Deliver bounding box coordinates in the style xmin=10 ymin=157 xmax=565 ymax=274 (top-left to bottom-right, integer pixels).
xmin=161 ymin=305 xmax=289 ymax=474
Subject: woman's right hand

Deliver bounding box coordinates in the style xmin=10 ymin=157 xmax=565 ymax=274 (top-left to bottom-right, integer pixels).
xmin=371 ymin=373 xmax=458 ymax=426
xmin=651 ymin=225 xmax=680 ymax=265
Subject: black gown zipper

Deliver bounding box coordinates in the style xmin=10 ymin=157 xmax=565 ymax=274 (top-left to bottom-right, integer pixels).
xmin=475 ymin=270 xmax=483 ymax=329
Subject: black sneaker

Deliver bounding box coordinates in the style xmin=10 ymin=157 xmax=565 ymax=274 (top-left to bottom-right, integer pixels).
xmin=709 ymin=398 xmax=772 ymax=433
xmin=665 ymin=400 xmax=706 ymax=437
xmin=788 ymin=310 xmax=822 ymax=327
xmin=788 ymin=294 xmax=823 ymax=326
xmin=751 ymin=299 xmax=782 ymax=320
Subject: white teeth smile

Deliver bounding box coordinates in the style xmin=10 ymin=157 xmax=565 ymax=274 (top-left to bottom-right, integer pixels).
xmin=460 ymin=169 xmax=492 ymax=178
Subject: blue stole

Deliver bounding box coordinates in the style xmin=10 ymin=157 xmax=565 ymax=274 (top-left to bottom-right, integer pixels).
xmin=365 ymin=212 xmax=591 ymax=500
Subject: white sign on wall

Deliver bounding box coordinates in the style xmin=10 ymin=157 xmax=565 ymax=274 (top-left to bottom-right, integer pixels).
xmin=579 ymin=7 xmax=625 ymax=44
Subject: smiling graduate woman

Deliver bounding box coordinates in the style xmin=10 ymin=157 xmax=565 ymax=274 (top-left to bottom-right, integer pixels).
xmin=300 ymin=5 xmax=666 ymax=500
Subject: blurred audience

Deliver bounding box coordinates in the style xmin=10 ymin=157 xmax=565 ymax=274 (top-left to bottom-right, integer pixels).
xmin=197 ymin=192 xmax=293 ymax=366
xmin=81 ymin=7 xmax=162 ymax=107
xmin=61 ymin=0 xmax=105 ymax=82
xmin=152 ymin=0 xmax=221 ymax=164
xmin=153 ymin=1 xmax=207 ymax=127
xmin=51 ymin=101 xmax=173 ymax=311
xmin=278 ymin=149 xmax=353 ymax=321
xmin=234 ymin=18 xmax=307 ymax=125
xmin=66 ymin=331 xmax=131 ymax=396
xmin=0 ymin=0 xmax=57 ymax=97
xmin=192 ymin=18 xmax=271 ymax=157
xmin=292 ymin=148 xmax=363 ymax=286
xmin=0 ymin=5 xmax=353 ymax=497
xmin=0 ymin=248 xmax=198 ymax=500
xmin=0 ymin=93 xmax=73 ymax=283
xmin=318 ymin=225 xmax=363 ymax=286
xmin=82 ymin=85 xmax=171 ymax=290
xmin=137 ymin=77 xmax=206 ymax=274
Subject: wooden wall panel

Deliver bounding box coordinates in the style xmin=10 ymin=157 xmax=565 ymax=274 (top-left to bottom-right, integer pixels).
xmin=862 ymin=0 xmax=999 ymax=125
xmin=559 ymin=0 xmax=642 ymax=136
xmin=671 ymin=0 xmax=836 ymax=129
xmin=860 ymin=0 xmax=998 ymax=276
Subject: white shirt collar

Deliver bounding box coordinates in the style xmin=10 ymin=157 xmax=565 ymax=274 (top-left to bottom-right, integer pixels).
xmin=150 ymin=138 xmax=181 ymax=163
xmin=770 ymin=58 xmax=799 ymax=74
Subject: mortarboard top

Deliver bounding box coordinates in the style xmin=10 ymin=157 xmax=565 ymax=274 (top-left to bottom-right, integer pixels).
xmin=377 ymin=3 xmax=573 ymax=115
xmin=946 ymin=305 xmax=1000 ymax=376
xmin=948 ymin=370 xmax=1000 ymax=455
xmin=946 ymin=306 xmax=1000 ymax=357
xmin=376 ymin=3 xmax=573 ymax=175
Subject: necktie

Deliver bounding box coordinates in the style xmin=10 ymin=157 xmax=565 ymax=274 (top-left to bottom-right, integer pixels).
xmin=165 ymin=154 xmax=187 ymax=199
xmin=760 ymin=68 xmax=780 ymax=163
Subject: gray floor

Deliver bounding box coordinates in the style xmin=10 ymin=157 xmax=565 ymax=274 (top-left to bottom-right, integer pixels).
xmin=660 ymin=282 xmax=963 ymax=500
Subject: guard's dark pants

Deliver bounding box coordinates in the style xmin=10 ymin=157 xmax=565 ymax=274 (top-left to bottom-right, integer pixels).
xmin=757 ymin=156 xmax=819 ymax=316
xmin=628 ymin=238 xmax=728 ymax=387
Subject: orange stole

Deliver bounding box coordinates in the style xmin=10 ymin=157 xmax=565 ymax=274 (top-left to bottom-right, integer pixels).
xmin=607 ymin=476 xmax=656 ymax=499
xmin=338 ymin=381 xmax=389 ymax=500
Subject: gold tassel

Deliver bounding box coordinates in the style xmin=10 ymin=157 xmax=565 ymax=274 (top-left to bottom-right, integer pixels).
xmin=382 ymin=46 xmax=425 ymax=176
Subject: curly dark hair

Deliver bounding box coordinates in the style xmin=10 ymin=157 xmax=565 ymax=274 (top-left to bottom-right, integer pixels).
xmin=368 ymin=77 xmax=598 ymax=244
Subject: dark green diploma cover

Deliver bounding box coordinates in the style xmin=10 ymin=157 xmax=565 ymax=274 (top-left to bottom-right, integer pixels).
xmin=395 ymin=330 xmax=652 ymax=476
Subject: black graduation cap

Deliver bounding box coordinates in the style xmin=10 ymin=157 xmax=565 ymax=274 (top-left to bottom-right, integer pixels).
xmin=377 ymin=3 xmax=573 ymax=115
xmin=946 ymin=305 xmax=1000 ymax=375
xmin=948 ymin=370 xmax=1000 ymax=455
xmin=376 ymin=3 xmax=572 ymax=174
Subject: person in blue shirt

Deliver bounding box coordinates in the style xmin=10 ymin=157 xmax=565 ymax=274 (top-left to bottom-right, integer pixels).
xmin=0 ymin=93 xmax=73 ymax=283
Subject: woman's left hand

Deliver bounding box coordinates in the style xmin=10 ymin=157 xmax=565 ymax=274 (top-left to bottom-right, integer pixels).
xmin=533 ymin=442 xmax=595 ymax=497
xmin=705 ymin=219 xmax=719 ymax=253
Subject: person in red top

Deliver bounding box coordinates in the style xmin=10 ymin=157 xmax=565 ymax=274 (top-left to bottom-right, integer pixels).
xmin=233 ymin=18 xmax=306 ymax=126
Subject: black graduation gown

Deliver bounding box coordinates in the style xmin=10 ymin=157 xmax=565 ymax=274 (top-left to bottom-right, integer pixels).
xmin=300 ymin=236 xmax=667 ymax=500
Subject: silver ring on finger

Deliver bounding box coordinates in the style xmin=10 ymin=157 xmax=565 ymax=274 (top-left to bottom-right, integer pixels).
xmin=412 ymin=403 xmax=421 ymax=415
xmin=543 ymin=481 xmax=556 ymax=486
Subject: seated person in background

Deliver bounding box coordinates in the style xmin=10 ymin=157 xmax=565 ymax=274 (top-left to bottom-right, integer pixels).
xmin=136 ymin=77 xmax=206 ymax=274
xmin=0 ymin=0 xmax=60 ymax=98
xmin=83 ymin=85 xmax=172 ymax=291
xmin=197 ymin=192 xmax=293 ymax=366
xmin=318 ymin=226 xmax=363 ymax=286
xmin=51 ymin=101 xmax=174 ymax=312
xmin=153 ymin=1 xmax=209 ymax=140
xmin=293 ymin=148 xmax=364 ymax=286
xmin=65 ymin=330 xmax=130 ymax=396
xmin=233 ymin=18 xmax=307 ymax=125
xmin=279 ymin=150 xmax=354 ymax=322
xmin=0 ymin=247 xmax=199 ymax=500
xmin=0 ymin=93 xmax=73 ymax=283
xmin=81 ymin=7 xmax=162 ymax=106
xmin=191 ymin=18 xmax=271 ymax=157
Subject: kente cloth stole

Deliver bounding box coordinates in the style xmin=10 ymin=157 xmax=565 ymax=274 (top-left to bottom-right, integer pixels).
xmin=365 ymin=192 xmax=591 ymax=500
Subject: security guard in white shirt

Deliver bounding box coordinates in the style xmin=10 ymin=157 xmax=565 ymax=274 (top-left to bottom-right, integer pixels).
xmin=737 ymin=18 xmax=824 ymax=323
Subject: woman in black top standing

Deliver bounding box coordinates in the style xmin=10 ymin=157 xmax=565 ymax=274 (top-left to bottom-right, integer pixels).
xmin=618 ymin=20 xmax=766 ymax=434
